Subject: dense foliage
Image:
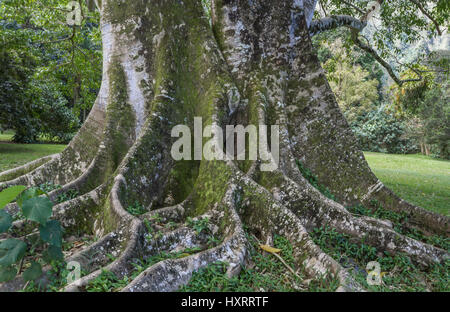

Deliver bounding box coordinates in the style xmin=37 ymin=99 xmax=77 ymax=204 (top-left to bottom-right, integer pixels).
xmin=315 ymin=0 xmax=449 ymax=62
xmin=0 ymin=0 xmax=448 ymax=158
xmin=351 ymin=105 xmax=416 ymax=154
xmin=321 ymin=39 xmax=380 ymax=124
xmin=391 ymin=56 xmax=450 ymax=158
xmin=0 ymin=0 xmax=101 ymax=143
xmin=0 ymin=185 xmax=63 ymax=284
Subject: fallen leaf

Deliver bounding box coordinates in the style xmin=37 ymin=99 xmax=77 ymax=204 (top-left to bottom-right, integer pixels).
xmin=259 ymin=244 xmax=281 ymax=253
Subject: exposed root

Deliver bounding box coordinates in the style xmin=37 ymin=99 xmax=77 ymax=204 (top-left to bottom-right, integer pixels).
xmin=63 ymin=223 xmax=142 ymax=292
xmin=237 ymin=175 xmax=363 ymax=292
xmin=66 ymin=232 xmax=121 ymax=272
xmin=139 ymin=203 xmax=186 ymax=223
xmin=0 ymin=155 xmax=56 ymax=183
xmin=370 ymin=184 xmax=449 ymax=236
xmin=122 ymin=186 xmax=247 ymax=292
xmin=274 ymin=174 xmax=449 ymax=266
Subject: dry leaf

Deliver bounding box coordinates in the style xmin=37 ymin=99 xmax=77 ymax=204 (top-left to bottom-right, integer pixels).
xmin=259 ymin=244 xmax=281 ymax=253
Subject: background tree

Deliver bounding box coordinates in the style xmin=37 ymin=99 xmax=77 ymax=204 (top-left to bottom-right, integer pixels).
xmin=312 ymin=0 xmax=449 ymax=86
xmin=0 ymin=48 xmax=38 ymax=142
xmin=312 ymin=1 xmax=449 ymax=157
xmin=0 ymin=0 xmax=102 ymax=142
xmin=391 ymin=53 xmax=449 ymax=158
xmin=321 ymin=39 xmax=379 ymax=124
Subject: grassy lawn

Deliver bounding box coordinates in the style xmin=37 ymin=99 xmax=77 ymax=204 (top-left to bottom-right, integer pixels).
xmin=364 ymin=152 xmax=449 ymax=216
xmin=0 ymin=131 xmax=65 ymax=172
xmin=0 ymin=130 xmax=14 ymax=142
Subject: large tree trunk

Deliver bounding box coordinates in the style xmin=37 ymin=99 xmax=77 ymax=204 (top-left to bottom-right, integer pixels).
xmin=0 ymin=0 xmax=448 ymax=292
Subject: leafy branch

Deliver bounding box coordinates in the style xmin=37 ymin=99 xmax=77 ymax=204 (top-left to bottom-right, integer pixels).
xmin=311 ymin=0 xmax=447 ymax=86
xmin=0 ymin=186 xmax=63 ymax=284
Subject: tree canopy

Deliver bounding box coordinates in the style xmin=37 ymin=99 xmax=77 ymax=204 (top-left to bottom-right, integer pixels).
xmin=0 ymin=0 xmax=101 ymax=142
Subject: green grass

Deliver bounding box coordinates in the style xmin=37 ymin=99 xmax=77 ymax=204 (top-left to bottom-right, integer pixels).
xmin=364 ymin=152 xmax=450 ymax=215
xmin=0 ymin=132 xmax=66 ymax=172
xmin=126 ymin=201 xmax=147 ymax=216
xmin=0 ymin=130 xmax=14 ymax=142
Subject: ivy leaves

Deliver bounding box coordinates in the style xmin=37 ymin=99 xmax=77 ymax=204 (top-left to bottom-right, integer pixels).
xmin=0 ymin=185 xmax=27 ymax=209
xmin=0 ymin=239 xmax=27 ymax=267
xmin=0 ymin=185 xmax=64 ymax=283
xmin=0 ymin=265 xmax=17 ymax=283
xmin=23 ymin=261 xmax=43 ymax=282
xmin=0 ymin=210 xmax=13 ymax=233
xmin=0 ymin=185 xmax=27 ymax=233
xmin=40 ymin=220 xmax=63 ymax=247
xmin=22 ymin=197 xmax=53 ymax=224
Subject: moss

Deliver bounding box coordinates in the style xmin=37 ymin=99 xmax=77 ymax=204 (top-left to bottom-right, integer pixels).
xmin=237 ymin=182 xmax=277 ymax=233
xmin=102 ymin=0 xmax=143 ymax=24
xmin=296 ymin=160 xmax=336 ymax=201
xmin=104 ymin=60 xmax=136 ymax=173
xmin=63 ymin=199 xmax=103 ymax=236
xmin=256 ymin=170 xmax=285 ymax=191
xmin=211 ymin=0 xmax=226 ymax=54
xmin=156 ymin=160 xmax=200 ymax=208
xmin=191 ymin=160 xmax=232 ymax=216
xmin=110 ymin=0 xmax=237 ymax=210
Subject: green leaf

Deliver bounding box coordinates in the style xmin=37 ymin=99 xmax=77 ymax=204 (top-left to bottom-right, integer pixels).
xmin=39 ymin=220 xmax=63 ymax=247
xmin=0 ymin=239 xmax=27 ymax=266
xmin=0 ymin=210 xmax=13 ymax=233
xmin=0 ymin=266 xmax=17 ymax=282
xmin=16 ymin=187 xmax=45 ymax=208
xmin=43 ymin=245 xmax=64 ymax=263
xmin=22 ymin=197 xmax=53 ymax=224
xmin=22 ymin=261 xmax=42 ymax=281
xmin=0 ymin=185 xmax=27 ymax=209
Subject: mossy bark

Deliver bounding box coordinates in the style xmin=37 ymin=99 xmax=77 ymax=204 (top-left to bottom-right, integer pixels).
xmin=0 ymin=0 xmax=448 ymax=292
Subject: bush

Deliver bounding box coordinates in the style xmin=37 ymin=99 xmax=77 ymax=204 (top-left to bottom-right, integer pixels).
xmin=351 ymin=105 xmax=417 ymax=154
xmin=0 ymin=49 xmax=39 ymax=143
xmin=27 ymin=80 xmax=80 ymax=143
xmin=0 ymin=49 xmax=80 ymax=143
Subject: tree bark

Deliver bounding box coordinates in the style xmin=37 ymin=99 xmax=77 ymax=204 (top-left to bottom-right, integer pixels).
xmin=0 ymin=0 xmax=448 ymax=292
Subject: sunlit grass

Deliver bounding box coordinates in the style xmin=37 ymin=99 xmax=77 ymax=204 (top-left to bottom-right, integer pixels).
xmin=0 ymin=131 xmax=65 ymax=172
xmin=364 ymin=152 xmax=449 ymax=215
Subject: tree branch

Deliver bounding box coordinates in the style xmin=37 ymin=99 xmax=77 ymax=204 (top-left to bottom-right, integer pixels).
xmin=360 ymin=0 xmax=384 ymax=22
xmin=309 ymin=0 xmax=426 ymax=86
xmin=350 ymin=31 xmax=421 ymax=86
xmin=309 ymin=15 xmax=366 ymax=36
xmin=409 ymin=0 xmax=442 ymax=36
xmin=339 ymin=0 xmax=366 ymax=15
xmin=318 ymin=0 xmax=328 ymax=16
